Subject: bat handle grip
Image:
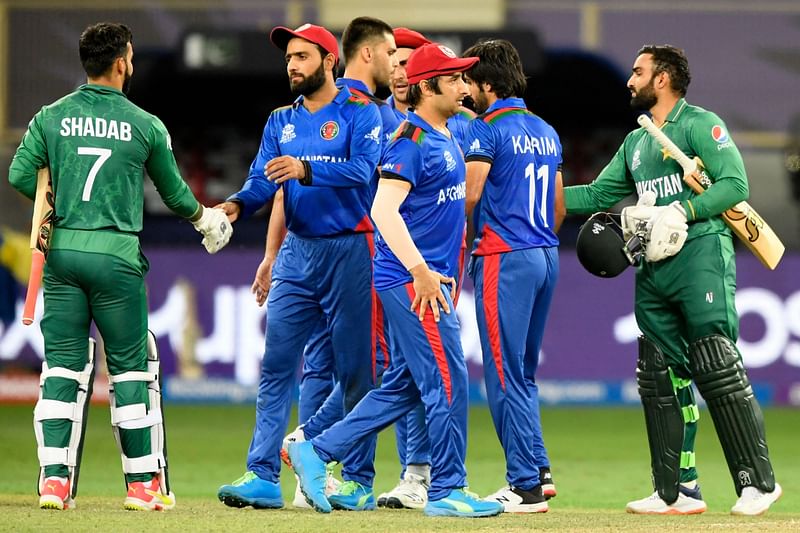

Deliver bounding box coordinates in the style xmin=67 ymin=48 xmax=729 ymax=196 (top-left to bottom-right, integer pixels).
xmin=22 ymin=250 xmax=45 ymax=325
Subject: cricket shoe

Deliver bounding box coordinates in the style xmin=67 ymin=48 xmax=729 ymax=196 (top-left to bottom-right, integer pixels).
xmin=281 ymin=425 xmax=306 ymax=468
xmin=124 ymin=477 xmax=176 ymax=511
xmin=483 ymin=484 xmax=548 ymax=513
xmin=288 ymin=441 xmax=331 ymax=513
xmin=329 ymin=480 xmax=376 ymax=511
xmin=730 ymin=483 xmax=782 ymax=516
xmin=540 ymin=467 xmax=557 ymax=499
xmin=217 ymin=471 xmax=283 ymax=509
xmin=626 ymin=483 xmax=707 ymax=515
xmin=293 ymin=467 xmax=342 ymax=509
xmin=377 ymin=472 xmax=429 ymax=509
xmin=39 ymin=476 xmax=74 ymax=510
xmin=425 ymin=488 xmax=504 ymax=518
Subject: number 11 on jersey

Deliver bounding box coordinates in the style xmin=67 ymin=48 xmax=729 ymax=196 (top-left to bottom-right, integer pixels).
xmin=525 ymin=162 xmax=549 ymax=228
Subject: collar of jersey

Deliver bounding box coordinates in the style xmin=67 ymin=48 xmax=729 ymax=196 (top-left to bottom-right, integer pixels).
xmin=406 ymin=110 xmax=438 ymax=134
xmin=335 ymin=77 xmax=374 ymax=97
xmin=292 ymin=85 xmax=352 ymax=110
xmin=664 ymin=98 xmax=688 ymax=123
xmin=79 ymin=83 xmax=127 ymax=98
xmin=485 ymin=96 xmax=526 ymax=114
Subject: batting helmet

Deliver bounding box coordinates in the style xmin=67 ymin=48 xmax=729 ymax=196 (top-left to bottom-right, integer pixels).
xmin=576 ymin=213 xmax=642 ymax=278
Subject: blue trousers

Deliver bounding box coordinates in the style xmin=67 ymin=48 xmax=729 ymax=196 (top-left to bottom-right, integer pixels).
xmin=298 ymin=318 xmax=336 ymax=424
xmin=312 ymin=283 xmax=468 ymax=500
xmin=471 ymin=247 xmax=558 ymax=490
xmin=246 ymin=233 xmax=374 ymax=483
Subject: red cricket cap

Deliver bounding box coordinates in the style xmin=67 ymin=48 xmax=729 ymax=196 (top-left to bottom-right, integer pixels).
xmin=393 ymin=27 xmax=431 ymax=50
xmin=269 ymin=23 xmax=339 ymax=62
xmin=406 ymin=43 xmax=479 ymax=85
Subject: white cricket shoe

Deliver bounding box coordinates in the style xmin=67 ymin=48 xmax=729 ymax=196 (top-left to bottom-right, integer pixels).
xmin=483 ymin=484 xmax=548 ymax=513
xmin=292 ymin=468 xmax=342 ymax=509
xmin=730 ymin=483 xmax=782 ymax=516
xmin=626 ymin=484 xmax=707 ymax=515
xmin=281 ymin=425 xmax=306 ymax=468
xmin=377 ymin=472 xmax=429 ymax=509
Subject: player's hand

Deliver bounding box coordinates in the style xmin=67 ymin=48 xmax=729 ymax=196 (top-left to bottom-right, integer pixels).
xmin=409 ymin=263 xmax=454 ymax=322
xmin=214 ymin=201 xmax=241 ymax=223
xmin=265 ymin=156 xmax=305 ymax=184
xmin=620 ymin=190 xmax=658 ymax=241
xmin=251 ymin=255 xmax=275 ymax=307
xmin=645 ymin=201 xmax=688 ymax=262
xmin=192 ymin=206 xmax=233 ymax=254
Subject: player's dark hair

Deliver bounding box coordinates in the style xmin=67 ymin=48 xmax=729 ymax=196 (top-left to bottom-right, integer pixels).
xmin=638 ymin=44 xmax=691 ymax=97
xmin=461 ymin=39 xmax=526 ymax=99
xmin=79 ymin=22 xmax=133 ymax=78
xmin=341 ymin=16 xmax=394 ymax=64
xmin=407 ymin=76 xmax=442 ymax=109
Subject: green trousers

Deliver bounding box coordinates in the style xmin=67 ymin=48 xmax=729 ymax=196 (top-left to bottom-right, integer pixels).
xmin=635 ymin=232 xmax=738 ymax=483
xmin=40 ymin=249 xmax=152 ymax=483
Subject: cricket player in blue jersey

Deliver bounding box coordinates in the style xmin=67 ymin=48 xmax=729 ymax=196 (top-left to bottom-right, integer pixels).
xmin=462 ymin=39 xmax=565 ymax=513
xmin=274 ymin=15 xmax=400 ymax=509
xmin=215 ymin=23 xmax=382 ymax=510
xmin=376 ymin=26 xmax=475 ymax=511
xmin=288 ymin=43 xmax=502 ymax=519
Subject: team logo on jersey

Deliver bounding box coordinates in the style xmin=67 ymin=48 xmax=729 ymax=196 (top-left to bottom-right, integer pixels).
xmin=320 ymin=121 xmax=340 ymax=140
xmin=443 ymin=150 xmax=457 ymax=171
xmin=711 ymin=125 xmax=729 ymax=143
xmin=438 ymin=45 xmax=457 ymax=58
xmin=365 ymin=126 xmax=381 ymax=144
xmin=631 ymin=149 xmax=641 ymax=171
xmin=469 ymin=138 xmax=481 ymax=152
xmin=280 ymin=124 xmax=296 ymax=144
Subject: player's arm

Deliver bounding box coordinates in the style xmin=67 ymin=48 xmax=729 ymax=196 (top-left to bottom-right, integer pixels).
xmin=145 ymin=118 xmax=201 ymax=219
xmin=554 ymin=169 xmax=566 ymax=232
xmin=271 ymin=104 xmax=381 ymax=188
xmin=8 ymin=111 xmax=48 ymax=200
xmin=251 ymin=188 xmax=287 ymax=306
xmin=678 ymin=114 xmax=749 ymax=222
xmin=563 ymin=142 xmax=637 ymax=214
xmin=463 ymin=117 xmax=495 ymax=243
xmin=226 ymin=116 xmax=282 ymax=220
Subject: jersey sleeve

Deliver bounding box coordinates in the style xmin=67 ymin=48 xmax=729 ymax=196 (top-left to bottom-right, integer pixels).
xmin=464 ymin=118 xmax=495 ymax=164
xmin=145 ymin=117 xmax=200 ymax=219
xmin=8 ymin=110 xmax=49 ymax=200
xmin=682 ymin=112 xmax=749 ymax=221
xmin=564 ymin=140 xmax=636 ymax=214
xmin=380 ymin=138 xmax=422 ymax=188
xmin=228 ymin=114 xmax=281 ymax=218
xmin=305 ymin=103 xmax=382 ymax=188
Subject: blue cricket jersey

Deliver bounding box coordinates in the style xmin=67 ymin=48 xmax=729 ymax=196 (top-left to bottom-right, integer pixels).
xmin=338 ymin=78 xmax=402 ymax=147
xmin=465 ymin=97 xmax=562 ymax=255
xmin=374 ymin=112 xmax=466 ymax=291
xmin=387 ymin=96 xmax=475 ymax=151
xmin=229 ymin=87 xmax=382 ymax=237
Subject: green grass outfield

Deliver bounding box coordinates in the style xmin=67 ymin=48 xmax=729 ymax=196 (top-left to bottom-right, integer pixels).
xmin=1 ymin=404 xmax=798 ymax=531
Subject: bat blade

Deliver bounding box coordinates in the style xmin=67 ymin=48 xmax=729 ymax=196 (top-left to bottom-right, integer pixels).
xmin=636 ymin=115 xmax=784 ymax=270
xmin=22 ymin=167 xmax=54 ymax=325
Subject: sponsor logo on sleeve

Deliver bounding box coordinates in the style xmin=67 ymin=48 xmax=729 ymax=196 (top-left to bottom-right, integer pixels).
xmin=712 ymin=124 xmax=733 ymax=150
xmin=365 ymin=126 xmax=381 ymax=144
xmin=469 ymin=138 xmax=481 ymax=153
xmin=381 ymin=162 xmax=403 ymax=173
xmin=280 ymin=124 xmax=296 ymax=144
xmin=631 ymin=149 xmax=641 ymax=171
xmin=320 ymin=121 xmax=340 ymax=140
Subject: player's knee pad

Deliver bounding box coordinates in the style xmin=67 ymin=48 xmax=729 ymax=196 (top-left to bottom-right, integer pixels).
xmin=109 ymin=331 xmax=170 ymax=493
xmin=688 ymin=334 xmax=775 ymax=495
xmin=34 ymin=338 xmax=96 ymax=497
xmin=635 ymin=336 xmax=684 ymax=504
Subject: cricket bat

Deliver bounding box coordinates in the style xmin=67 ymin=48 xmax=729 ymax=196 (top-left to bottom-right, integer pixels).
xmin=22 ymin=167 xmax=54 ymax=325
xmin=637 ymin=114 xmax=785 ymax=270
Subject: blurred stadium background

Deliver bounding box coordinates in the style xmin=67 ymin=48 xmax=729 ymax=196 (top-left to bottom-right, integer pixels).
xmin=0 ymin=4 xmax=799 ymax=519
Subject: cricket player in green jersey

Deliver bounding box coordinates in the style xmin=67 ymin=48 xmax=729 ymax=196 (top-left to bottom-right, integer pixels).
xmin=565 ymin=45 xmax=781 ymax=516
xmin=8 ymin=22 xmax=231 ymax=511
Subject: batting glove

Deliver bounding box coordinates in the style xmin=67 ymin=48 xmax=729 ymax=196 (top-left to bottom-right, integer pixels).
xmin=192 ymin=207 xmax=232 ymax=254
xmin=645 ymin=201 xmax=688 ymax=262
xmin=620 ymin=190 xmax=658 ymax=241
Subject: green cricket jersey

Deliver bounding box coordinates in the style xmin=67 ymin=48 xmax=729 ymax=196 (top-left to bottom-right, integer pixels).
xmin=564 ymin=98 xmax=749 ymax=241
xmin=8 ymin=84 xmax=200 ymax=266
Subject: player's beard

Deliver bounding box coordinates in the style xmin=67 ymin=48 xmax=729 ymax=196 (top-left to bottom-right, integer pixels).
xmin=472 ymin=87 xmax=490 ymax=114
xmin=630 ymin=78 xmax=657 ymax=110
xmin=290 ymin=61 xmax=326 ymax=96
xmin=122 ymin=63 xmax=132 ymax=94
